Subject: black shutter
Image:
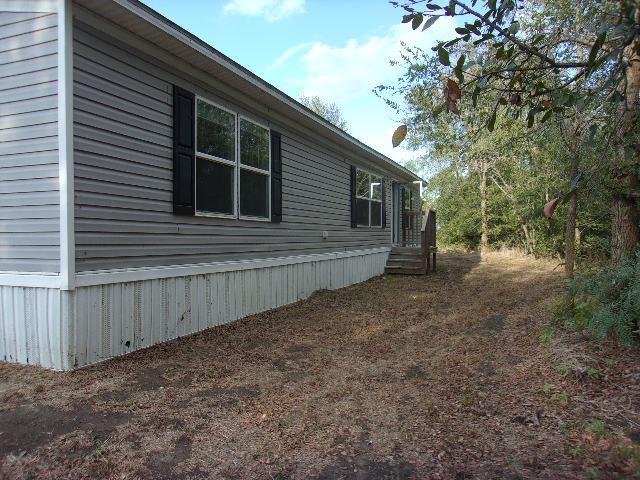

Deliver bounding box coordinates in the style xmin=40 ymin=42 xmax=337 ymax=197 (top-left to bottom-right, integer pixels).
xmin=271 ymin=131 xmax=282 ymax=223
xmin=350 ymin=166 xmax=357 ymax=228
xmin=173 ymin=86 xmax=196 ymax=215
xmin=381 ymin=178 xmax=387 ymax=228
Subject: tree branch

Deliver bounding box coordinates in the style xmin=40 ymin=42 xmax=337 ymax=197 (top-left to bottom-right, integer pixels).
xmin=451 ymin=0 xmax=588 ymax=69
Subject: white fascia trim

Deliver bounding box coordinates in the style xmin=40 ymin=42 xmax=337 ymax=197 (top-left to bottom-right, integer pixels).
xmin=110 ymin=0 xmax=421 ymax=184
xmin=0 ymin=0 xmax=57 ymax=11
xmin=75 ymin=247 xmax=391 ymax=287
xmin=0 ymin=273 xmax=60 ymax=288
xmin=58 ymin=0 xmax=75 ymax=290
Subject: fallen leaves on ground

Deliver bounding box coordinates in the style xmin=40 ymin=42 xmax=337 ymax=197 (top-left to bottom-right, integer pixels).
xmin=0 ymin=253 xmax=638 ymax=479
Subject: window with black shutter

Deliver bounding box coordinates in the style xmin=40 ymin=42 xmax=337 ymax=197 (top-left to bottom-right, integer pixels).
xmin=270 ymin=131 xmax=282 ymax=223
xmin=173 ymin=86 xmax=195 ymax=215
xmin=173 ymin=85 xmax=281 ymax=222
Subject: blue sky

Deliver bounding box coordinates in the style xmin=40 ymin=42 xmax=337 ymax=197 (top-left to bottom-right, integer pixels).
xmin=140 ymin=0 xmax=455 ymax=166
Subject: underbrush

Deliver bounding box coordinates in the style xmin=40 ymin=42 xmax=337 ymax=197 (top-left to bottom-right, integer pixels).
xmin=553 ymin=250 xmax=640 ymax=345
xmin=436 ymin=243 xmax=477 ymax=254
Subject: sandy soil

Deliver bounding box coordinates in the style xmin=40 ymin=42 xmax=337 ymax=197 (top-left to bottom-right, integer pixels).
xmin=0 ymin=252 xmax=638 ymax=479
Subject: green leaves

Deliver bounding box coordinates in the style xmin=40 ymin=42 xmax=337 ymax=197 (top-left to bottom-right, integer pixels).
xmin=487 ymin=109 xmax=497 ymax=132
xmin=392 ymin=124 xmax=408 ymax=148
xmin=472 ymin=85 xmax=481 ymax=108
xmin=586 ymin=32 xmax=606 ymax=78
xmin=411 ymin=13 xmax=424 ymax=30
xmin=454 ymin=54 xmax=465 ymax=82
xmin=437 ymin=47 xmax=450 ymax=66
xmin=432 ymin=103 xmax=446 ymax=117
xmin=403 ymin=11 xmax=442 ymax=32
xmin=526 ymin=106 xmax=540 ymax=128
xmin=422 ymin=15 xmax=441 ymax=31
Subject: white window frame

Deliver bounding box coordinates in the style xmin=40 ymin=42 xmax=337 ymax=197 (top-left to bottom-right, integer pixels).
xmin=238 ymin=115 xmax=271 ymax=222
xmin=193 ymin=97 xmax=271 ymax=221
xmin=355 ymin=168 xmax=383 ymax=228
xmin=194 ymin=96 xmax=238 ymax=220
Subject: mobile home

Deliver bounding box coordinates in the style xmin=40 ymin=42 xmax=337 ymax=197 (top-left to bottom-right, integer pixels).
xmin=0 ymin=0 xmax=423 ymax=370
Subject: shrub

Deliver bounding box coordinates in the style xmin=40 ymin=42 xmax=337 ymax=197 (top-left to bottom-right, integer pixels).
xmin=565 ymin=251 xmax=640 ymax=345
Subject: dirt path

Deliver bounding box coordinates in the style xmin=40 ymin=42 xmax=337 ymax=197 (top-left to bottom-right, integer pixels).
xmin=0 ymin=253 xmax=638 ymax=479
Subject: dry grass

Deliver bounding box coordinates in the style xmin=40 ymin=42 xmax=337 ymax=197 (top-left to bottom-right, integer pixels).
xmin=0 ymin=253 xmax=638 ymax=479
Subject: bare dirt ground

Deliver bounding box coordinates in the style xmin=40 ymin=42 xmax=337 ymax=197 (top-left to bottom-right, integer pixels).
xmin=1 ymin=252 xmax=639 ymax=480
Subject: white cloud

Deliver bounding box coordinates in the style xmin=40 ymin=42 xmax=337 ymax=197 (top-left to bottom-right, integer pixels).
xmin=269 ymin=19 xmax=454 ymax=165
xmin=270 ymin=42 xmax=310 ymax=69
xmin=223 ymin=0 xmax=305 ymax=22
xmin=276 ymin=19 xmax=455 ymax=102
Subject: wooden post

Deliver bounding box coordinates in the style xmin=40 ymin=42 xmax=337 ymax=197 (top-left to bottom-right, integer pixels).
xmin=432 ymin=210 xmax=437 ymax=272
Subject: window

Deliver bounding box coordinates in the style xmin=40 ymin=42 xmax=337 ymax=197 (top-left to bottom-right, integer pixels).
xmin=355 ymin=169 xmax=383 ymax=227
xmin=403 ymin=188 xmax=413 ymax=211
xmin=194 ymin=98 xmax=270 ymax=220
xmin=239 ymin=118 xmax=270 ymax=219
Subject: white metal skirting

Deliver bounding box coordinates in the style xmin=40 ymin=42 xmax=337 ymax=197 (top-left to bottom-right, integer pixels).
xmin=0 ymin=249 xmax=388 ymax=370
xmin=0 ymin=286 xmax=66 ymax=369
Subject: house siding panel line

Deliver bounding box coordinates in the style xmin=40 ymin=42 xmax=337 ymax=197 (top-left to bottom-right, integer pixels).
xmin=0 ymin=10 xmax=60 ymax=274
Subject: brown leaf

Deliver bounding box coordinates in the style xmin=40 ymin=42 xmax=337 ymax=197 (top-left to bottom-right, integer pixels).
xmin=543 ymin=197 xmax=560 ymax=219
xmin=443 ymin=79 xmax=462 ymax=115
xmin=542 ymin=99 xmax=553 ymax=109
xmin=446 ymin=98 xmax=460 ymax=115
xmin=446 ymin=79 xmax=462 ymax=101
xmin=392 ymin=124 xmax=408 ymax=148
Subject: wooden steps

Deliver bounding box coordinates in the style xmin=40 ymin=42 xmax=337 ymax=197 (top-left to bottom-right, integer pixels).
xmin=384 ymin=246 xmax=426 ymax=275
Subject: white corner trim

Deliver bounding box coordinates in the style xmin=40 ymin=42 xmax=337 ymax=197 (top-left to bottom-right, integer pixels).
xmin=0 ymin=272 xmax=60 ymax=288
xmin=58 ymin=0 xmax=75 ymax=290
xmin=75 ymin=247 xmax=391 ymax=287
xmin=0 ymin=0 xmax=57 ymax=11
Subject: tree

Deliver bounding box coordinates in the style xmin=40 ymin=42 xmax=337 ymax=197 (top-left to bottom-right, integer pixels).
xmin=390 ymin=0 xmax=640 ymax=264
xmin=299 ymin=95 xmax=349 ymax=131
xmin=379 ymin=50 xmax=547 ymax=257
xmin=377 ymin=40 xmax=612 ymax=264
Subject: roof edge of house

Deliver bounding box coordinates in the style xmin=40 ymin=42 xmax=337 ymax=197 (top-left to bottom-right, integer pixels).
xmin=109 ymin=0 xmax=423 ymax=183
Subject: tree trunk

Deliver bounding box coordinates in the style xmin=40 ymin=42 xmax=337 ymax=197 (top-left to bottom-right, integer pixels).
xmin=611 ymin=20 xmax=640 ymax=264
xmin=565 ymin=157 xmax=578 ymax=277
xmin=480 ymin=160 xmax=489 ymax=256
xmin=522 ymin=224 xmax=531 ymax=254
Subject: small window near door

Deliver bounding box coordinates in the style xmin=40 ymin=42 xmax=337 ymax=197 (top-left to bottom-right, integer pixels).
xmin=370 ymin=175 xmax=382 ymax=227
xmin=355 ymin=169 xmax=383 ymax=228
xmin=403 ymin=188 xmax=413 ymax=211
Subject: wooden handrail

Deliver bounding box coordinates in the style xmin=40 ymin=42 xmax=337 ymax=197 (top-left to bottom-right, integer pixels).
xmin=421 ymin=209 xmax=437 ymax=273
